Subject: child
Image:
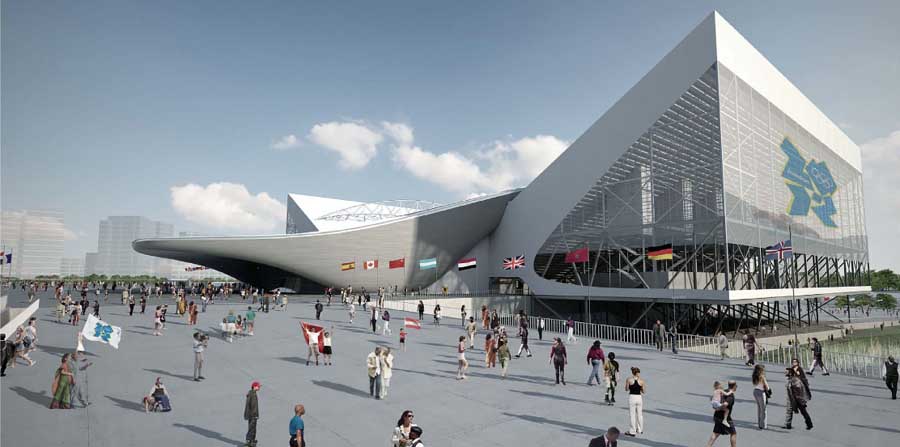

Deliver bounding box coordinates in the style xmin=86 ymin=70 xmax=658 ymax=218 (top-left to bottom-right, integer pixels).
xmin=710 ymin=381 xmax=732 ymax=427
xmin=399 ymin=328 xmax=407 ymax=352
xmin=322 ymin=329 xmax=333 ymax=365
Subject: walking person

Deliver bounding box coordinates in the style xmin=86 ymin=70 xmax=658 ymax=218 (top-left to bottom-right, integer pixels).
xmin=68 ymin=351 xmax=91 ymax=408
xmin=566 ymin=317 xmax=577 ymax=344
xmin=623 ymin=367 xmax=645 ymax=437
xmin=128 ymin=295 xmax=136 ymax=316
xmin=348 ymin=302 xmax=356 ymax=324
xmin=391 ymin=410 xmax=418 ymax=447
xmin=371 ymin=307 xmax=378 ymax=333
xmin=315 ymin=300 xmax=324 ymax=320
xmin=433 ymin=304 xmax=441 ymax=325
xmin=807 ymin=337 xmax=830 ymax=376
xmin=245 ymin=307 xmax=256 ymax=336
xmin=289 ymin=404 xmax=306 ymax=447
xmin=538 ymin=317 xmax=544 ymax=340
xmin=586 ymin=340 xmax=606 ymax=385
xmin=705 ymin=381 xmax=738 ymax=447
xmin=883 ymin=356 xmax=898 ymax=400
xmin=752 ymin=364 xmax=770 ymax=429
xmin=0 ymin=334 xmax=15 ymax=376
xmin=460 ymin=305 xmax=467 ymax=327
xmin=382 ymin=309 xmax=392 ymax=336
xmin=465 ymin=317 xmax=477 ymax=349
xmin=399 ymin=328 xmax=407 ymax=352
xmin=603 ymin=352 xmax=620 ymax=405
xmin=189 ymin=301 xmax=199 ymax=325
xmin=589 ymin=427 xmax=621 ymax=447
xmin=667 ymin=325 xmax=678 ymax=354
xmin=484 ymin=332 xmax=496 ymax=368
xmin=456 ymin=336 xmax=469 ymax=380
xmin=498 ymin=338 xmax=511 ymax=378
xmin=743 ymin=330 xmax=757 ymax=366
xmin=367 ymin=347 xmax=384 ymax=398
xmin=193 ymin=331 xmax=208 ymax=381
xmin=481 ymin=305 xmax=489 ymax=330
xmin=407 ymin=426 xmax=424 ymax=447
xmin=49 ymin=354 xmax=74 ymax=409
xmin=717 ymin=332 xmax=729 ymax=360
xmin=550 ymin=337 xmax=568 ymax=385
xmin=784 ymin=367 xmax=813 ymax=430
xmin=381 ymin=347 xmax=394 ymax=398
xmin=516 ymin=323 xmax=532 ymax=357
xmin=140 ymin=295 xmax=147 ymax=314
xmin=652 ymin=320 xmax=665 ymax=351
xmin=244 ymin=382 xmax=261 ymax=447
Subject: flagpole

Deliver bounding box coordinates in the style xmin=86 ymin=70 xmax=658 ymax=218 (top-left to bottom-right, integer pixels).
xmin=586 ymin=242 xmax=591 ymax=323
xmin=789 ymin=224 xmax=799 ymax=359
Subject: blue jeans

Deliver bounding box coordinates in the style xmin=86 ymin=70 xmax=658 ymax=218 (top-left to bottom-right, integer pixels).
xmin=588 ymin=359 xmax=602 ymax=384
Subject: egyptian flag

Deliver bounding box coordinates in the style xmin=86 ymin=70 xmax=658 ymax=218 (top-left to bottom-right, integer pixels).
xmin=647 ymin=244 xmax=673 ymax=261
xmin=457 ymin=258 xmax=477 ymax=271
xmin=404 ymin=317 xmax=421 ymax=329
xmin=301 ymin=321 xmax=326 ymax=353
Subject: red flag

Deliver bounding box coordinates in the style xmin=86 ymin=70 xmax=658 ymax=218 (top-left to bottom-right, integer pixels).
xmin=404 ymin=317 xmax=421 ymax=329
xmin=389 ymin=258 xmax=405 ymax=269
xmin=301 ymin=322 xmax=326 ymax=353
xmin=565 ymin=247 xmax=589 ymax=264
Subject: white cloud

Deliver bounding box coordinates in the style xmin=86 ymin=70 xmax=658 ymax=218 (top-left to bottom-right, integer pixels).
xmin=390 ymin=127 xmax=568 ymax=195
xmin=381 ymin=121 xmax=414 ymax=146
xmin=63 ymin=227 xmax=79 ymax=241
xmin=307 ymin=121 xmax=384 ymax=170
xmin=170 ymin=182 xmax=286 ymax=233
xmin=272 ymin=134 xmax=301 ymax=150
xmin=861 ymin=129 xmax=900 ymax=270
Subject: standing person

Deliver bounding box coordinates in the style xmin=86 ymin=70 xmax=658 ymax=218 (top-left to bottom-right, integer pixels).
xmin=0 ymin=334 xmax=14 ymax=377
xmin=367 ymin=347 xmax=383 ymax=399
xmin=193 ymin=332 xmax=208 ymax=381
xmin=752 ymin=364 xmax=770 ymax=429
xmin=382 ymin=309 xmax=392 ymax=336
xmin=140 ymin=295 xmax=147 ymax=314
xmin=717 ymin=332 xmax=729 ymax=360
xmin=481 ymin=305 xmax=489 ymax=330
xmin=603 ymin=352 xmax=620 ymax=405
xmin=586 ymin=340 xmax=606 ymax=385
xmin=433 ymin=304 xmax=441 ymax=325
xmin=322 ymin=329 xmax=333 ymax=366
xmin=289 ymin=404 xmax=305 ymax=447
xmin=153 ymin=306 xmax=163 ymax=336
xmin=538 ymin=317 xmax=544 ymax=340
xmin=128 ymin=295 xmax=136 ymax=316
xmin=456 ymin=336 xmax=469 ymax=380
xmin=315 ymin=300 xmax=324 ymax=320
xmin=465 ymin=317 xmax=477 ymax=349
xmin=381 ymin=347 xmax=394 ymax=398
xmin=24 ymin=318 xmax=38 ymax=355
xmin=392 ymin=410 xmax=418 ymax=447
xmin=667 ymin=325 xmax=678 ymax=354
xmin=588 ymin=427 xmax=621 ymax=447
xmin=49 ymin=354 xmax=74 ymax=409
xmin=348 ymin=301 xmax=356 ymax=324
xmin=497 ymin=338 xmax=511 ymax=379
xmin=68 ymin=351 xmax=90 ymax=408
xmin=705 ymin=381 xmax=738 ymax=447
xmin=484 ymin=332 xmax=496 ymax=368
xmin=652 ymin=320 xmax=665 ymax=351
xmin=516 ymin=323 xmax=532 ymax=358
xmin=407 ymin=426 xmax=424 ymax=447
xmin=623 ymin=367 xmax=645 ymax=437
xmin=417 ymin=301 xmax=425 ymax=321
xmin=244 ymin=382 xmax=261 ymax=447
xmin=784 ymin=367 xmax=813 ymax=430
xmin=550 ymin=338 xmax=568 ymax=385
xmin=245 ymin=307 xmax=256 ymax=336
xmin=304 ymin=325 xmax=323 ymax=366
xmin=807 ymin=337 xmax=830 ymax=376
xmin=370 ymin=307 xmax=378 ymax=333
xmin=190 ymin=301 xmax=199 ymax=325
xmin=566 ymin=317 xmax=577 ymax=344
xmin=460 ymin=305 xmax=467 ymax=327
xmin=92 ymin=300 xmax=101 ymax=318
xmin=883 ymin=356 xmax=898 ymax=400
xmin=743 ymin=330 xmax=757 ymax=366
xmin=201 ymin=294 xmax=209 ymax=313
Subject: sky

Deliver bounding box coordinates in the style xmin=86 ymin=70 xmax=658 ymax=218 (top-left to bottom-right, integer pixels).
xmin=2 ymin=1 xmax=899 ymax=270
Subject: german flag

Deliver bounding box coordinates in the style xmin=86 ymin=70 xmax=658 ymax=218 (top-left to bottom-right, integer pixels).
xmin=341 ymin=261 xmax=356 ymax=271
xmin=647 ymin=244 xmax=673 ymax=261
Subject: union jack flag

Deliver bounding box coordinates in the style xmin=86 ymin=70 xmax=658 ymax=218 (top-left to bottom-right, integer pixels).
xmin=765 ymin=239 xmax=793 ymax=261
xmin=503 ymin=255 xmax=526 ymax=270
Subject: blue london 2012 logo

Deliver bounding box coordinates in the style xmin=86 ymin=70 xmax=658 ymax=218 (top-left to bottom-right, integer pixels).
xmin=94 ymin=322 xmax=114 ymax=342
xmin=780 ymin=138 xmax=837 ymax=227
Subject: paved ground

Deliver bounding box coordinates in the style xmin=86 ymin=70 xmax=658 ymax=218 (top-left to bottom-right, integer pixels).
xmin=1 ymin=290 xmax=897 ymax=447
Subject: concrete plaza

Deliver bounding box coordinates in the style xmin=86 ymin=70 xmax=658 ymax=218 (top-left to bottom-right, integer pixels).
xmin=1 ymin=290 xmax=896 ymax=447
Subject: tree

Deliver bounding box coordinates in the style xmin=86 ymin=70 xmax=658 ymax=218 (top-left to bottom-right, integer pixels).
xmin=851 ymin=294 xmax=874 ymax=316
xmin=875 ymin=293 xmax=898 ymax=312
xmin=870 ymin=269 xmax=900 ymax=291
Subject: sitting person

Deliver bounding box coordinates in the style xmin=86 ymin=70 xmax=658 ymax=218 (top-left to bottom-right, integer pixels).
xmin=144 ymin=377 xmax=171 ymax=412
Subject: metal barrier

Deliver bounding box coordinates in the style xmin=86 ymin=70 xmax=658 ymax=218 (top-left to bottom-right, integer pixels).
xmin=380 ymin=298 xmax=888 ymax=378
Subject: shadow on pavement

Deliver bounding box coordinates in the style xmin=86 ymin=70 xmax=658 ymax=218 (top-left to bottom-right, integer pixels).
xmin=277 ymin=356 xmax=305 ymax=364
xmin=173 ymin=423 xmax=244 ymax=445
xmin=8 ymin=386 xmax=51 ymax=408
xmin=105 ymin=395 xmax=145 ymax=412
xmin=848 ymin=423 xmax=900 ymax=434
xmin=144 ymin=368 xmax=195 ymax=382
xmin=311 ymin=380 xmax=372 ymax=399
xmin=40 ymin=345 xmax=98 ymax=357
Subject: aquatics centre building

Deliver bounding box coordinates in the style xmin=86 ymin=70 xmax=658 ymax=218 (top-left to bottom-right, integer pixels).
xmin=134 ymin=13 xmax=869 ymax=326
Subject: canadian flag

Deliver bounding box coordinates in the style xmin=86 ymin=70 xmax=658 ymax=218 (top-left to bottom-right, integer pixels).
xmin=404 ymin=317 xmax=421 ymax=329
xmin=364 ymin=260 xmax=378 ymax=270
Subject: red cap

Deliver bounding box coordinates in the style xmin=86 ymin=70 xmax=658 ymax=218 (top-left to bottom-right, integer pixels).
xmin=251 ymin=381 xmax=261 ymax=389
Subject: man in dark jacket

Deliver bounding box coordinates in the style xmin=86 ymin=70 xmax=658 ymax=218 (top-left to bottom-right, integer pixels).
xmin=244 ymin=381 xmax=260 ymax=446
xmin=588 ymin=426 xmax=619 ymax=447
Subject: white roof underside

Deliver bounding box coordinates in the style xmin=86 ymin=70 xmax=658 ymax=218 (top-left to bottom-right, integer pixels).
xmin=286 ymin=194 xmax=425 ymax=232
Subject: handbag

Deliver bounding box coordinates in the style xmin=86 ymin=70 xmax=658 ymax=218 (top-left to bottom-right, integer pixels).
xmin=765 ymin=388 xmax=773 ymax=399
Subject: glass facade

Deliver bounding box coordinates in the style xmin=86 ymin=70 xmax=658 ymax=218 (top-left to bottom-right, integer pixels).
xmin=534 ymin=62 xmax=868 ymax=291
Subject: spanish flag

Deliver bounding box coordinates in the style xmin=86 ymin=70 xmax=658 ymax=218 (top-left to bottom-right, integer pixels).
xmin=647 ymin=244 xmax=673 ymax=261
xmin=341 ymin=261 xmax=356 ymax=271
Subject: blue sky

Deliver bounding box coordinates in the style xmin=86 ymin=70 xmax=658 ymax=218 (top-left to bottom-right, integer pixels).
xmin=3 ymin=1 xmax=899 ymax=269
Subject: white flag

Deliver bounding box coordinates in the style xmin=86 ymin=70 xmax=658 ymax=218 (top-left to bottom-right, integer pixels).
xmin=81 ymin=314 xmax=123 ymax=349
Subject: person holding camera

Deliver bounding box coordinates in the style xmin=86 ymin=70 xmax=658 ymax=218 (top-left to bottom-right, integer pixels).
xmin=193 ymin=331 xmax=208 ymax=381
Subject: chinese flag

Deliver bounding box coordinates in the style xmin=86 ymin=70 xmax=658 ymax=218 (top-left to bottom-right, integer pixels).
xmin=565 ymin=247 xmax=589 ymax=264
xmin=389 ymin=258 xmax=405 ymax=269
xmin=301 ymin=322 xmax=326 ymax=353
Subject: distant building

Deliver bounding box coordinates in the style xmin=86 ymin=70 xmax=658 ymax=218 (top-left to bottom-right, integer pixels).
xmin=84 ymin=252 xmax=99 ymax=276
xmin=94 ymin=216 xmax=174 ymax=276
xmin=60 ymin=257 xmax=85 ymax=277
xmin=1 ymin=209 xmax=65 ymax=278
